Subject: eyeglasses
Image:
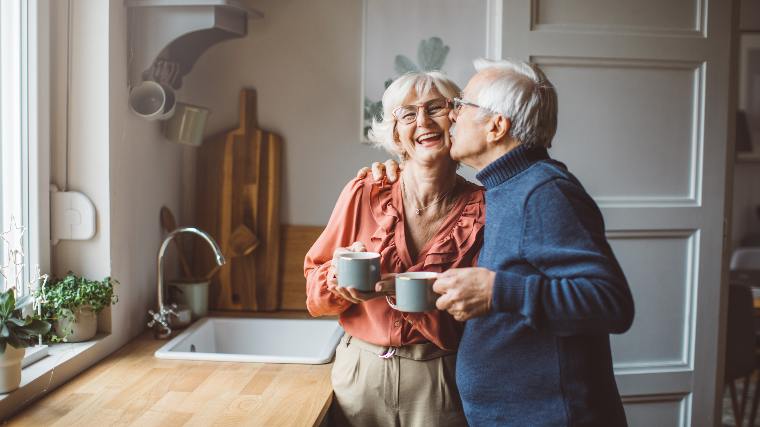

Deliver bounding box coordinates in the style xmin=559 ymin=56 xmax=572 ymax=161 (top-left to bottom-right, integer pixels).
xmin=452 ymin=97 xmax=488 ymax=114
xmin=392 ymin=98 xmax=452 ymax=124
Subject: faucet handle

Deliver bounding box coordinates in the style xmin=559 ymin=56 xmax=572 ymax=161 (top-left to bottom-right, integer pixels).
xmin=147 ymin=308 xmax=174 ymax=339
xmin=147 ymin=309 xmax=162 ymax=328
xmin=165 ymin=303 xmax=179 ymax=317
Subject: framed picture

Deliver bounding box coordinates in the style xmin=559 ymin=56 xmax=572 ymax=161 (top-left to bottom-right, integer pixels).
xmin=739 ymin=33 xmax=760 ymax=156
xmin=360 ymin=0 xmax=500 ymax=141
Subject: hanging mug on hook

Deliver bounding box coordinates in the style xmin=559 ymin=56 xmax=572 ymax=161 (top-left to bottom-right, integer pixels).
xmin=128 ymin=80 xmax=176 ymax=121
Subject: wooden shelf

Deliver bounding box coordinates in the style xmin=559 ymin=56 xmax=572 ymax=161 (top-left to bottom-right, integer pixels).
xmin=737 ymin=152 xmax=760 ymax=163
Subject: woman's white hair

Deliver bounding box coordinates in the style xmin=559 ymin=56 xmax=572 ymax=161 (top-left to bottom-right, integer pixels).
xmin=472 ymin=58 xmax=557 ymax=148
xmin=367 ymin=71 xmax=460 ymax=158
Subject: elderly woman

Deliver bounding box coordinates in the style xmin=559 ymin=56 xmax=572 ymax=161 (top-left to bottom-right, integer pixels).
xmin=304 ymin=71 xmax=485 ymax=426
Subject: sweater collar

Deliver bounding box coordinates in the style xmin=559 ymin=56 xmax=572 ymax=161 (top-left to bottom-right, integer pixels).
xmin=475 ymin=144 xmax=549 ymax=190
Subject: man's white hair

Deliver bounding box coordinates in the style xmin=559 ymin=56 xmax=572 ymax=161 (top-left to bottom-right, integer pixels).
xmin=472 ymin=58 xmax=557 ymax=148
xmin=368 ymin=71 xmax=460 ymax=158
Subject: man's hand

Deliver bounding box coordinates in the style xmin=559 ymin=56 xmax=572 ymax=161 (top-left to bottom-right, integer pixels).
xmin=356 ymin=159 xmax=402 ymax=183
xmin=433 ymin=267 xmax=496 ymax=321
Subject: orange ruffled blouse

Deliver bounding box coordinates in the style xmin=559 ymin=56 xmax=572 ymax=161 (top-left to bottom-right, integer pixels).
xmin=304 ymin=176 xmax=485 ymax=351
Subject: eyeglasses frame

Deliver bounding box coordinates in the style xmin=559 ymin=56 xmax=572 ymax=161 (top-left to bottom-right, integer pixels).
xmin=391 ymin=98 xmax=453 ymax=125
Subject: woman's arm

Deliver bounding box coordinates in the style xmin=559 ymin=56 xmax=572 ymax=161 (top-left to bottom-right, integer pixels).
xmin=304 ymin=178 xmax=369 ymax=316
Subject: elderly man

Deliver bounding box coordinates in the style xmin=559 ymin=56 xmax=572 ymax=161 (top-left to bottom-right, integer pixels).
xmin=362 ymin=58 xmax=634 ymax=426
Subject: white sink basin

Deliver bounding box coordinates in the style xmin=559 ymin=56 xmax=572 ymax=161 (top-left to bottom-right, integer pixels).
xmin=155 ymin=317 xmax=344 ymax=364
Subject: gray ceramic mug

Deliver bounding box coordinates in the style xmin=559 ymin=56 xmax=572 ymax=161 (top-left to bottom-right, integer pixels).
xmin=337 ymin=252 xmax=381 ymax=292
xmin=387 ymin=272 xmax=439 ymax=312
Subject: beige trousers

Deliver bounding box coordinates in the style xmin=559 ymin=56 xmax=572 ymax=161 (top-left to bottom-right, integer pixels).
xmin=330 ymin=334 xmax=468 ymax=427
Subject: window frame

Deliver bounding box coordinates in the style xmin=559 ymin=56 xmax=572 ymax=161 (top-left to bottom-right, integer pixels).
xmin=0 ymin=0 xmax=51 ymax=296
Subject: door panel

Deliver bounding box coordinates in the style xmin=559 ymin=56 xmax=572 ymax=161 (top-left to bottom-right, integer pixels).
xmin=608 ymin=232 xmax=697 ymax=370
xmin=623 ymin=395 xmax=690 ymax=427
xmin=543 ymin=58 xmax=702 ymax=203
xmin=533 ymin=0 xmax=701 ymax=35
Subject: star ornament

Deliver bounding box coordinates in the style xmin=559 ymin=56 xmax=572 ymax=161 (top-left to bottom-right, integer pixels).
xmin=1 ymin=216 xmax=26 ymax=254
xmin=1 ymin=216 xmax=26 ymax=290
xmin=0 ymin=250 xmax=24 ymax=290
xmin=29 ymin=266 xmax=49 ymax=310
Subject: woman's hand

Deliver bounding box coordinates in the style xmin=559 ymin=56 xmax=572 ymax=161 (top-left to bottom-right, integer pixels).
xmin=328 ymin=241 xmax=366 ymax=279
xmin=327 ymin=271 xmax=397 ymax=304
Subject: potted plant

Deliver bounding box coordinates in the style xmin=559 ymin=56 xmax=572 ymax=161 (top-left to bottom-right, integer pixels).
xmin=0 ymin=289 xmax=51 ymax=393
xmin=39 ymin=273 xmax=118 ymax=343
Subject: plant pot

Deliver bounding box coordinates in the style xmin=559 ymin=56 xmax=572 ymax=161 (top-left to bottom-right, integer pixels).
xmin=0 ymin=345 xmax=24 ymax=393
xmin=169 ymin=280 xmax=209 ymax=319
xmin=54 ymin=306 xmax=97 ymax=342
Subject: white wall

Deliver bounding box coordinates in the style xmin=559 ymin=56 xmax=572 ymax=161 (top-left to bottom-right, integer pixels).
xmin=49 ymin=0 xmax=184 ymax=356
xmin=50 ymin=0 xmax=112 ymax=281
xmin=108 ymin=1 xmax=185 ymax=339
xmin=179 ymin=0 xmax=386 ymax=226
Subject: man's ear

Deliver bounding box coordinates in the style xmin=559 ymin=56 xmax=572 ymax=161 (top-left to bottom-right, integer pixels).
xmin=486 ymin=115 xmax=511 ymax=144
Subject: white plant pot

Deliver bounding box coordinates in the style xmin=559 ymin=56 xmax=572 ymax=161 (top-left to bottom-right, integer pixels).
xmin=54 ymin=306 xmax=98 ymax=342
xmin=0 ymin=345 xmax=25 ymax=393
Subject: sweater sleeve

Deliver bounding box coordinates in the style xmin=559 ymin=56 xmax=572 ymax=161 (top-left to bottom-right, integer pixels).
xmin=304 ymin=178 xmax=367 ymax=317
xmin=491 ymin=179 xmax=634 ymax=335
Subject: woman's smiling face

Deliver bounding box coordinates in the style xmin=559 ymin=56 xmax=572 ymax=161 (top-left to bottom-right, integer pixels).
xmin=393 ymin=88 xmax=454 ymax=166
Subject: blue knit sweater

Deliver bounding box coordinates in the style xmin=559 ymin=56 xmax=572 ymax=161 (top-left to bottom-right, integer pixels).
xmin=456 ymin=145 xmax=634 ymax=426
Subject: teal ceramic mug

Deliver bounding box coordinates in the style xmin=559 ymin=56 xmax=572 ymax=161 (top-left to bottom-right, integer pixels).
xmin=387 ymin=272 xmax=439 ymax=312
xmin=337 ymin=252 xmax=381 ymax=292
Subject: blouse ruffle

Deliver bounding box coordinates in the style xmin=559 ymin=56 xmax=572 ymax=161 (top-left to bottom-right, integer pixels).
xmin=367 ymin=177 xmax=485 ymax=271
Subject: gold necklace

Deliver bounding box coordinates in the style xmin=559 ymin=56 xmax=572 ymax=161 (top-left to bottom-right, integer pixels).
xmin=401 ymin=177 xmax=456 ymax=215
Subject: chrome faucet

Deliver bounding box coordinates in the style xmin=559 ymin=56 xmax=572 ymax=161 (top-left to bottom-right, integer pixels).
xmin=148 ymin=226 xmax=225 ymax=339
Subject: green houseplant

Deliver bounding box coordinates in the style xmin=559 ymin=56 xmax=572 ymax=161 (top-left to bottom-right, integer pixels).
xmin=0 ymin=289 xmax=51 ymax=393
xmin=38 ymin=273 xmax=118 ymax=343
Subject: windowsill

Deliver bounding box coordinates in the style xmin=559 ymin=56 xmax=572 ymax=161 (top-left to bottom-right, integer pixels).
xmin=21 ymin=345 xmax=49 ymax=368
xmin=0 ymin=333 xmax=110 ymax=416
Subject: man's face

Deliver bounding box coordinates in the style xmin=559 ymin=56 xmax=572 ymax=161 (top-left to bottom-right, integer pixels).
xmin=449 ymin=72 xmax=490 ymax=168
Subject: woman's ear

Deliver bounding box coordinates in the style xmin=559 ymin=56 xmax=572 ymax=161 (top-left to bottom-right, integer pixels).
xmin=396 ymin=145 xmax=409 ymax=160
xmin=392 ymin=138 xmax=407 ymax=160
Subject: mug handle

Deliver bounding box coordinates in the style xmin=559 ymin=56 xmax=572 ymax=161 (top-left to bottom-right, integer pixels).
xmin=386 ymin=296 xmax=399 ymax=310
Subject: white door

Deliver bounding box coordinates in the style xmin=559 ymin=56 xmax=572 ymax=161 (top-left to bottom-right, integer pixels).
xmin=499 ymin=0 xmax=734 ymax=425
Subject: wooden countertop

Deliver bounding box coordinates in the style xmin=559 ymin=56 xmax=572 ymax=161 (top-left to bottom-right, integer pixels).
xmin=7 ymin=330 xmax=334 ymax=426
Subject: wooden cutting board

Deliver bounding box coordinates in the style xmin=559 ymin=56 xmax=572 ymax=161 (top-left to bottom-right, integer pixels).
xmin=195 ymin=88 xmax=282 ymax=311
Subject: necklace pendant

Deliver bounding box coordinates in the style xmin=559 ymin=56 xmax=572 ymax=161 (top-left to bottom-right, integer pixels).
xmin=416 ymin=208 xmax=422 ymax=215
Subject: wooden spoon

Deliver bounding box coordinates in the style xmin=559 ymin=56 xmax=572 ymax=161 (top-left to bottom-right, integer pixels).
xmin=159 ymin=206 xmax=194 ymax=278
xmin=203 ymin=224 xmax=260 ymax=281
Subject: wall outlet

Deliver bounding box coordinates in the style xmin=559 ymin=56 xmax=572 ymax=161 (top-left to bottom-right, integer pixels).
xmin=50 ymin=185 xmax=96 ymax=245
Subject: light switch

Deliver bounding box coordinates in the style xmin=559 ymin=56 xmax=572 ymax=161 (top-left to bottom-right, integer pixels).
xmin=50 ymin=185 xmax=97 ymax=245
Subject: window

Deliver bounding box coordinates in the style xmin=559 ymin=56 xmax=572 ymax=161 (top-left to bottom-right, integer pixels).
xmin=0 ymin=0 xmax=50 ymax=296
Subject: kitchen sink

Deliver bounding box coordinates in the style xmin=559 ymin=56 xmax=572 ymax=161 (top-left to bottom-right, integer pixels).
xmin=154 ymin=317 xmax=343 ymax=364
